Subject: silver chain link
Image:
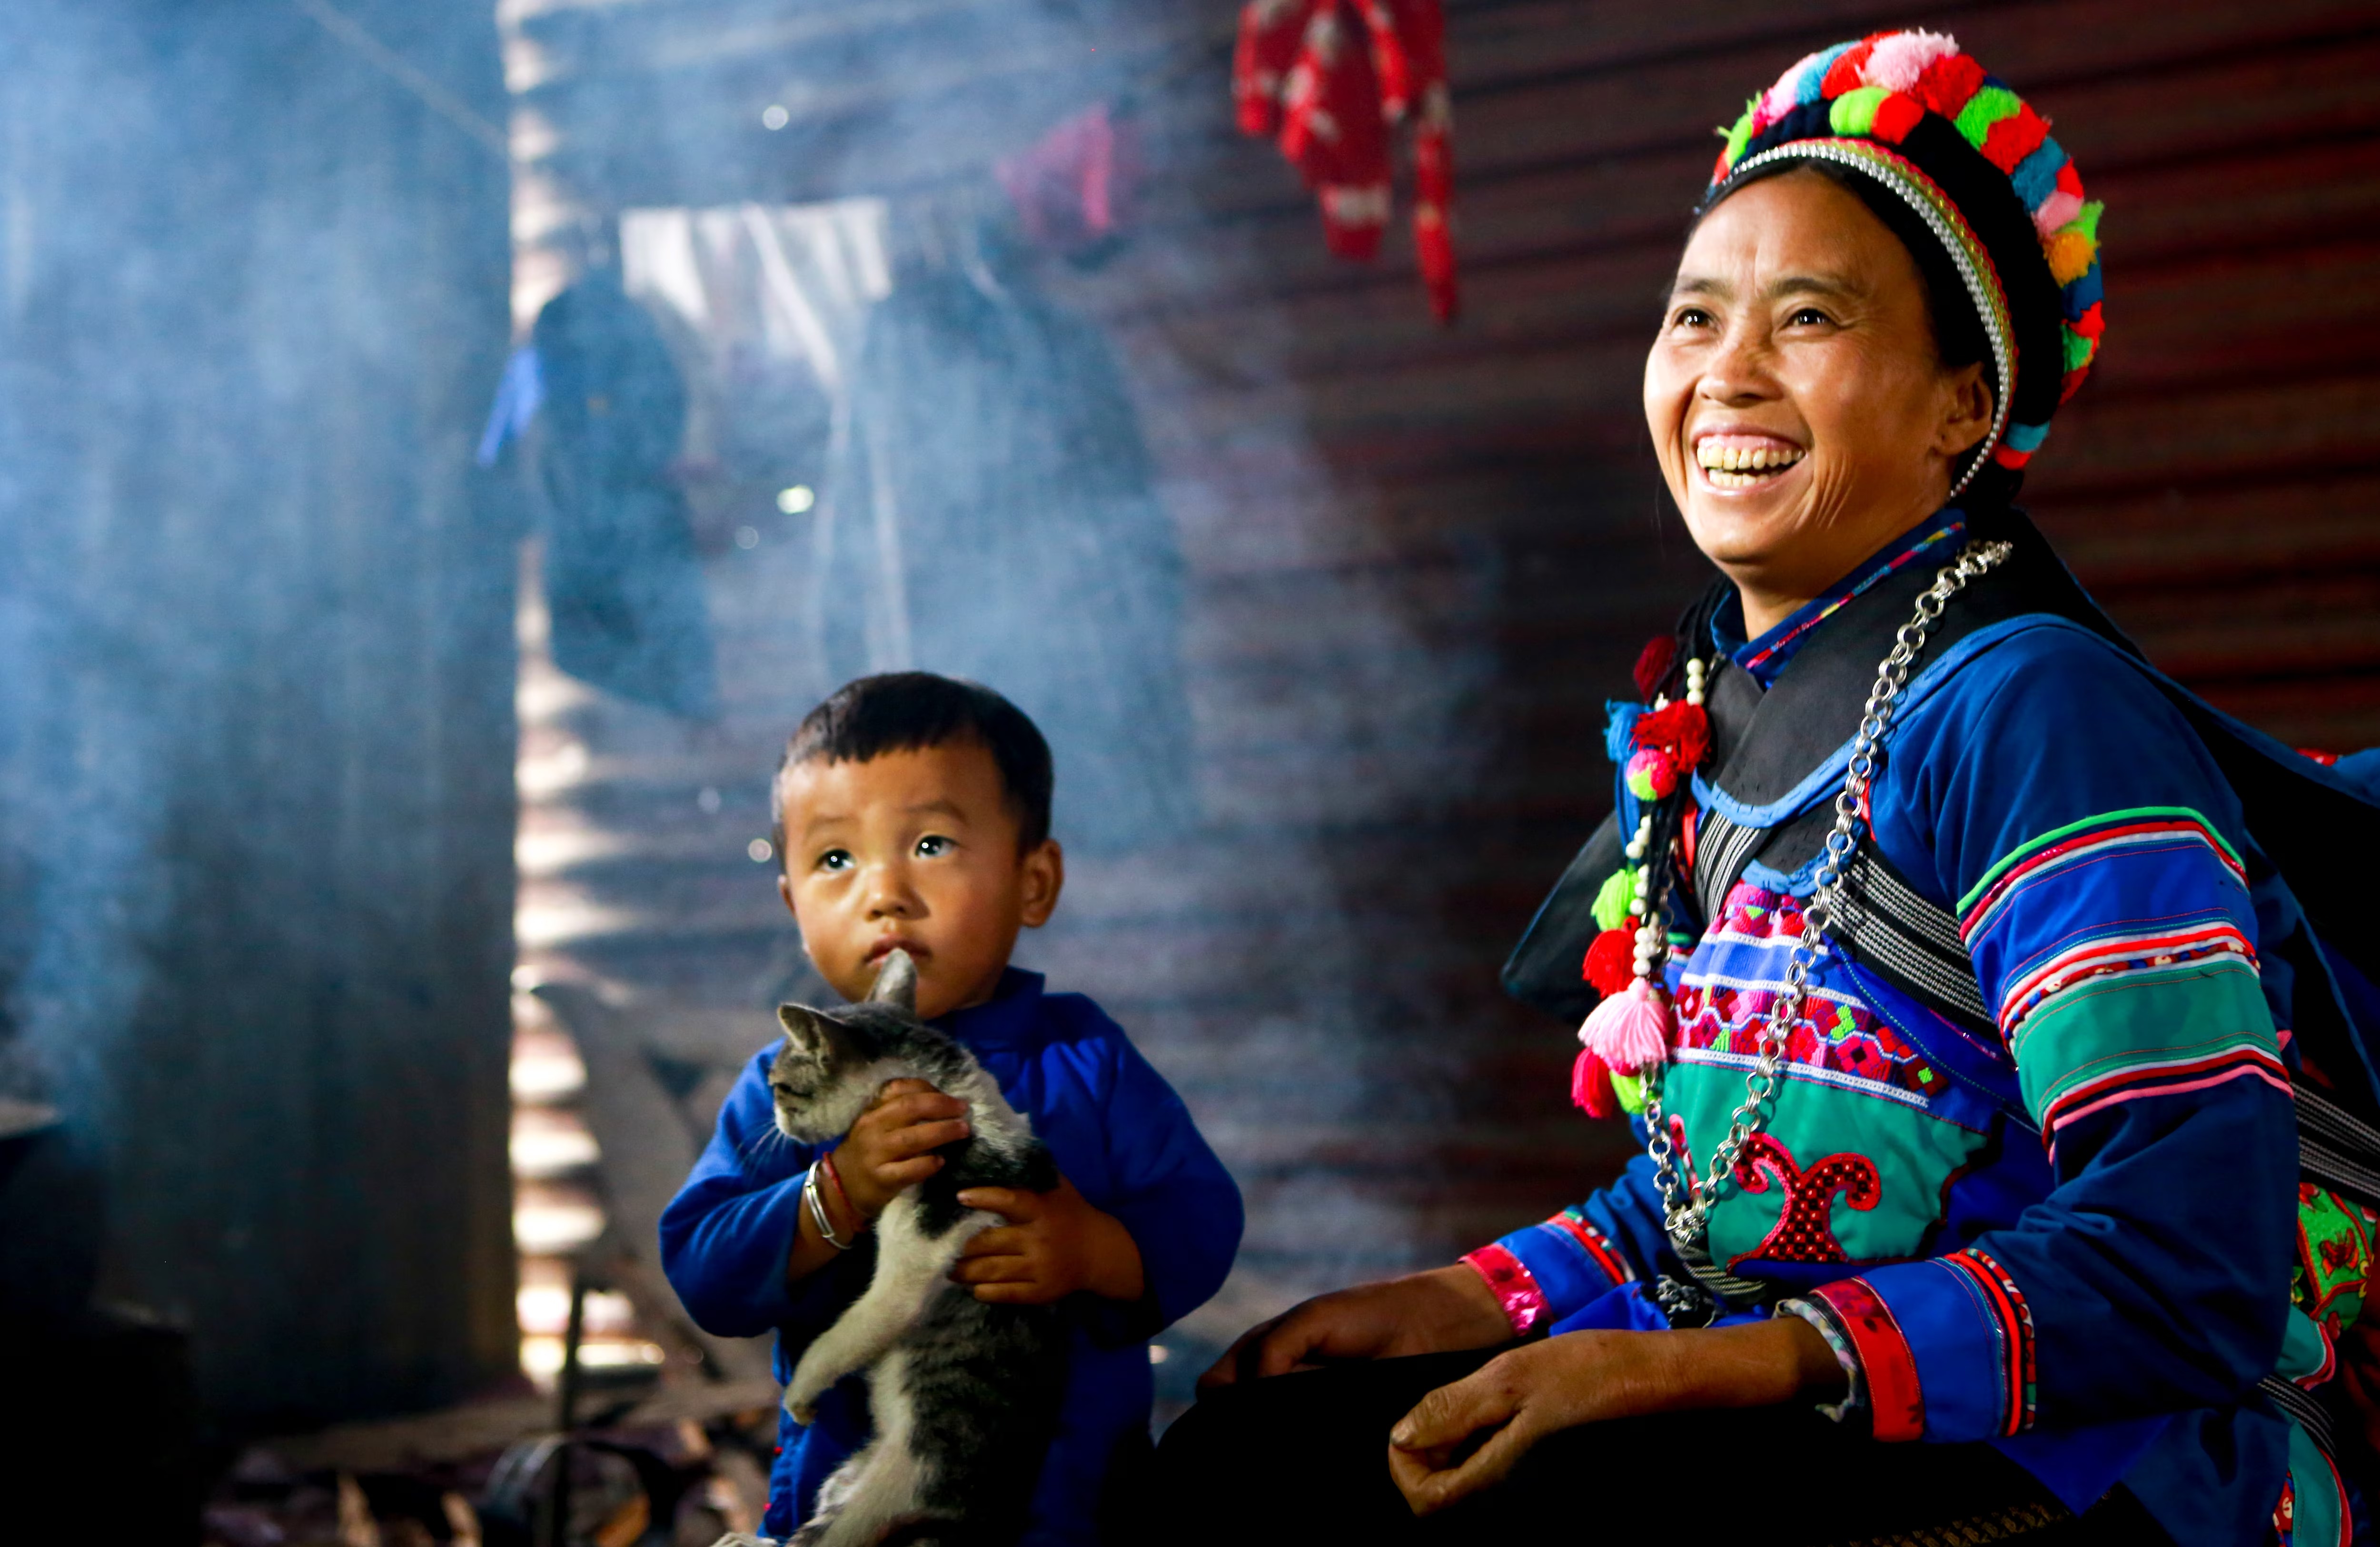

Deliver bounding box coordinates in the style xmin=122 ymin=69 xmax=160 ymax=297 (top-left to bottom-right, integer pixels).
xmin=1643 ymin=538 xmax=2014 ymax=1258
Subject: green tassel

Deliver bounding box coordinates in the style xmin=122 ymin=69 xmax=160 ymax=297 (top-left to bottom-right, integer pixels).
xmin=1718 ymin=99 xmax=1757 ymax=168
xmin=1611 ymin=1072 xmax=1647 ymax=1115
xmin=1592 ymin=868 xmax=1636 ymax=933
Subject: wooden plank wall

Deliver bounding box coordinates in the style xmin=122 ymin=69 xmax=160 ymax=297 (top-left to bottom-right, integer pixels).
xmin=511 ymin=0 xmax=2380 ymax=1320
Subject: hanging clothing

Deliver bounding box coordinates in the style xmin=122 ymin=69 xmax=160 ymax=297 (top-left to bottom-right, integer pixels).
xmin=1495 ymin=507 xmax=2380 ymax=1547
xmin=529 ymin=271 xmax=718 ymax=718
xmin=818 ymin=249 xmax=1200 ymax=854
xmin=1233 ymin=0 xmax=1456 ymax=322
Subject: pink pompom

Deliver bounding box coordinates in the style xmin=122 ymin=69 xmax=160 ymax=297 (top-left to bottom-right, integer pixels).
xmin=1863 ymin=30 xmax=1960 ymax=94
xmin=1572 ymin=1046 xmax=1619 ymax=1117
xmin=1578 ymin=978 xmax=1673 ymax=1075
xmin=1626 ymin=747 xmax=1676 ymax=802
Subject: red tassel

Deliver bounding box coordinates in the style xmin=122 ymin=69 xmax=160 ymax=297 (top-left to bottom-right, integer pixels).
xmin=1572 ymin=1046 xmax=1619 ymax=1117
xmin=1632 ymin=636 xmax=1676 ymax=700
xmin=1583 ymin=928 xmax=1636 ymax=996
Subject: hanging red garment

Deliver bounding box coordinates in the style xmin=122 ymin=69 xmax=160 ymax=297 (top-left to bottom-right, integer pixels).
xmin=1233 ymin=0 xmax=1457 ymax=322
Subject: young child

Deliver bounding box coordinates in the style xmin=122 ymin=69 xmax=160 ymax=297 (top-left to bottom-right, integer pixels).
xmin=661 ymin=672 xmax=1243 ymax=1546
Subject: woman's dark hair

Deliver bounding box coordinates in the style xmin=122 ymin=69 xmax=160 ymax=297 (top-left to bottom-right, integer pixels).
xmin=774 ymin=672 xmax=1056 ymax=859
xmin=1696 ymin=159 xmax=2014 ymax=505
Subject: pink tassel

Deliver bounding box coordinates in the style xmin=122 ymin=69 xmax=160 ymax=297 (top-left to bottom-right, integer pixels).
xmin=1578 ymin=978 xmax=1673 ymax=1075
xmin=1572 ymin=1046 xmax=1618 ymax=1117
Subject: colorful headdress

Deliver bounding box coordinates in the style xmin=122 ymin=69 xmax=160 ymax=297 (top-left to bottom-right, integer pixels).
xmin=1706 ymin=32 xmax=2103 ymax=494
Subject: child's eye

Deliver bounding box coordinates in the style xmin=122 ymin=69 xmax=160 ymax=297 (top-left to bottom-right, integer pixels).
xmin=915 ymin=834 xmax=952 ymax=858
xmin=815 ymin=848 xmax=853 ymax=873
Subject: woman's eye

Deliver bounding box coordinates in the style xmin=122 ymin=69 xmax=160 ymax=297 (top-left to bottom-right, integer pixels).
xmin=1788 ymin=306 xmax=1833 ymax=327
xmin=915 ymin=834 xmax=952 ymax=858
xmin=1668 ymin=306 xmax=1713 ymax=330
xmin=816 ymin=848 xmax=853 ymax=873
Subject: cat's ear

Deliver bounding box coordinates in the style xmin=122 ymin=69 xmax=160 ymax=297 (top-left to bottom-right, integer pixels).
xmin=777 ymin=1003 xmax=837 ymax=1054
xmin=867 ymin=949 xmax=918 ymax=1014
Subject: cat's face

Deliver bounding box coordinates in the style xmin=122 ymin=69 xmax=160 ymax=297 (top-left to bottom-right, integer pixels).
xmin=770 ymin=950 xmax=962 ymax=1143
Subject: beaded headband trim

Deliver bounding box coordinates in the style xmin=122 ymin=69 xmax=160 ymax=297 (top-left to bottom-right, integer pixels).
xmin=1706 ymin=31 xmax=2106 ymax=477
xmin=1708 ymin=139 xmax=2015 ymax=500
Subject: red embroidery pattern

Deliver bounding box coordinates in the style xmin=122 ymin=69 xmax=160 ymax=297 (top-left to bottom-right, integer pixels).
xmin=1728 ymin=1133 xmax=1880 ymax=1266
xmin=1677 ymin=885 xmax=1953 ymax=1104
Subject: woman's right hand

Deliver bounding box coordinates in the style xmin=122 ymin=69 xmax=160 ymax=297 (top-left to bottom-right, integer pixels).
xmin=1198 ymin=1264 xmax=1513 ymax=1391
xmin=831 ymin=1077 xmax=972 ymax=1224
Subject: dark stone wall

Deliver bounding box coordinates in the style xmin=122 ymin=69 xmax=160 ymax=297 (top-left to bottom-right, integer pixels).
xmin=0 ymin=0 xmax=518 ymax=1427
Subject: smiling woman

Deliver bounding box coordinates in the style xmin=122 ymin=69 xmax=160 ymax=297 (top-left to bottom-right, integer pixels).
xmin=1144 ymin=28 xmax=2380 ymax=1547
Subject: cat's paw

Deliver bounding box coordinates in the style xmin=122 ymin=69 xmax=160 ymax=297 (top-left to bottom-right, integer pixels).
xmin=784 ymin=1353 xmax=834 ymax=1425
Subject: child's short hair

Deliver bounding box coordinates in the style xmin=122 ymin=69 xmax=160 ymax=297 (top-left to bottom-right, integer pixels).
xmin=773 ymin=673 xmax=1055 ymax=860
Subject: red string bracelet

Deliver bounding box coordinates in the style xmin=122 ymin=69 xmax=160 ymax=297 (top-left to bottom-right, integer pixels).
xmin=819 ymin=1150 xmax=860 ymax=1233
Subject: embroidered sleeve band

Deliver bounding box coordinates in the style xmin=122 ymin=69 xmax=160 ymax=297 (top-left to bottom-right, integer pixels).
xmin=1468 ymin=1206 xmax=1636 ymax=1336
xmin=1460 ymin=1243 xmax=1547 ymax=1337
xmin=1804 ymin=1277 xmax=1925 ymax=1441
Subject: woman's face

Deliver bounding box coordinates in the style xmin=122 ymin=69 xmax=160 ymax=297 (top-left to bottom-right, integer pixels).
xmin=1644 ymin=169 xmax=1992 ymax=624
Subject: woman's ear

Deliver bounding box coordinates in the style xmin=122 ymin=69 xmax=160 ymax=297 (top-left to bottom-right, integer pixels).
xmin=1934 ymin=361 xmax=1994 ymax=460
xmin=1018 ymin=838 xmax=1065 ymax=929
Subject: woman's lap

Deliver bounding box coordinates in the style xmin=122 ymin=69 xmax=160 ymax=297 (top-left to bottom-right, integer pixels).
xmin=1143 ymin=1350 xmax=2171 ymax=1546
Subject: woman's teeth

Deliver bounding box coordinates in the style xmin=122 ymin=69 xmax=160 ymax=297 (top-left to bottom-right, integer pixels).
xmin=1696 ymin=440 xmax=1805 ymax=487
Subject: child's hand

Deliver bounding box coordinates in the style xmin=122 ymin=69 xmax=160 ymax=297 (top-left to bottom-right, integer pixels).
xmin=833 ymin=1078 xmax=972 ymax=1223
xmin=951 ymin=1177 xmax=1146 ymax=1305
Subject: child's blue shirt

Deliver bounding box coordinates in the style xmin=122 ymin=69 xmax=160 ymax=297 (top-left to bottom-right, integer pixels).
xmin=660 ymin=969 xmax=1243 ymax=1545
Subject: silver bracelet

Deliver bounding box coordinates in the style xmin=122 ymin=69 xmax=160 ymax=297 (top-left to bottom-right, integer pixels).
xmin=805 ymin=1164 xmax=854 ymax=1251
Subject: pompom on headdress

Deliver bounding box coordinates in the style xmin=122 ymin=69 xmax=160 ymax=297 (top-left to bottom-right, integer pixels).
xmin=1706 ymin=31 xmax=2103 ymax=494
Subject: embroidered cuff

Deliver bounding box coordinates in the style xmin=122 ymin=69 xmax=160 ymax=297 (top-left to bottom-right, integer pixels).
xmin=1460 ymin=1244 xmax=1547 ymax=1336
xmin=1840 ymin=1250 xmax=2037 ymax=1443
xmin=1480 ymin=1208 xmax=1631 ymax=1336
xmin=1804 ymin=1277 xmax=1926 ymax=1441
xmin=1776 ymin=1296 xmax=1865 ymax=1423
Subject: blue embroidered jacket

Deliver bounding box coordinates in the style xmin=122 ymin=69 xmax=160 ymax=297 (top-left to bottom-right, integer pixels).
xmin=661 ymin=970 xmax=1243 ymax=1545
xmin=1485 ymin=514 xmax=2375 ymax=1547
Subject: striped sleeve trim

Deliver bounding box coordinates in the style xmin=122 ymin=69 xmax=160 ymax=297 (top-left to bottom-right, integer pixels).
xmin=1958 ymin=809 xmax=2245 ymax=942
xmin=1938 ymin=1249 xmax=2037 ymax=1436
xmin=1996 ymin=922 xmax=2255 ymax=1033
xmin=2040 ymin=1042 xmax=2291 ymax=1156
xmin=1460 ymin=1243 xmax=1547 ymax=1337
xmin=1540 ymin=1209 xmax=1634 ymax=1285
xmin=1805 ymin=1277 xmax=1926 ymax=1441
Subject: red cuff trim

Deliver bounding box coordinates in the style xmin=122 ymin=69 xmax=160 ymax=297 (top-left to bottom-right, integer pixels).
xmin=1941 ymin=1249 xmax=2036 ymax=1435
xmin=1461 ymin=1244 xmax=1547 ymax=1337
xmin=1810 ymin=1277 xmax=1925 ymax=1441
xmin=1546 ymin=1210 xmax=1634 ymax=1285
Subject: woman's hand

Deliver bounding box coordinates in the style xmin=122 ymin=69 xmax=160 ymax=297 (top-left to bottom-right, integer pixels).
xmin=951 ymin=1176 xmax=1146 ymax=1304
xmin=1198 ymin=1265 xmax=1514 ymax=1392
xmin=833 ymin=1077 xmax=972 ymax=1223
xmin=1386 ymin=1317 xmax=1844 ymax=1515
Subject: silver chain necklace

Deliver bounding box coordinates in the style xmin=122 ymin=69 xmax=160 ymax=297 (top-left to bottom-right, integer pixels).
xmin=1643 ymin=537 xmax=2014 ymax=1326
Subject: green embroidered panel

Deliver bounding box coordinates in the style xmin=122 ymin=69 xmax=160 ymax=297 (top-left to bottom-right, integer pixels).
xmin=1659 ymin=1063 xmax=1988 ymax=1269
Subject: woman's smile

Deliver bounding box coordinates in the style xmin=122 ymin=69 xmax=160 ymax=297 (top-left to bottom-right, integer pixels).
xmin=1691 ymin=429 xmax=1808 ymax=492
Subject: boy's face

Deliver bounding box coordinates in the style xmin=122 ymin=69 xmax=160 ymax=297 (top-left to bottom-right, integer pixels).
xmin=777 ymin=740 xmax=1062 ymax=1021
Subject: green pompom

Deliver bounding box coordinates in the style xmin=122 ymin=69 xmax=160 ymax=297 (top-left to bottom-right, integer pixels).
xmin=1953 ymin=85 xmax=2022 ymax=150
xmin=1592 ymin=868 xmax=1637 ymax=933
xmin=1610 ymin=1072 xmax=1647 ymax=1115
xmin=1828 ymin=85 xmax=1888 ymax=137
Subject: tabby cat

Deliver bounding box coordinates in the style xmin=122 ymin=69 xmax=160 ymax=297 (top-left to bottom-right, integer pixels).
xmin=720 ymin=949 xmax=1067 ymax=1547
